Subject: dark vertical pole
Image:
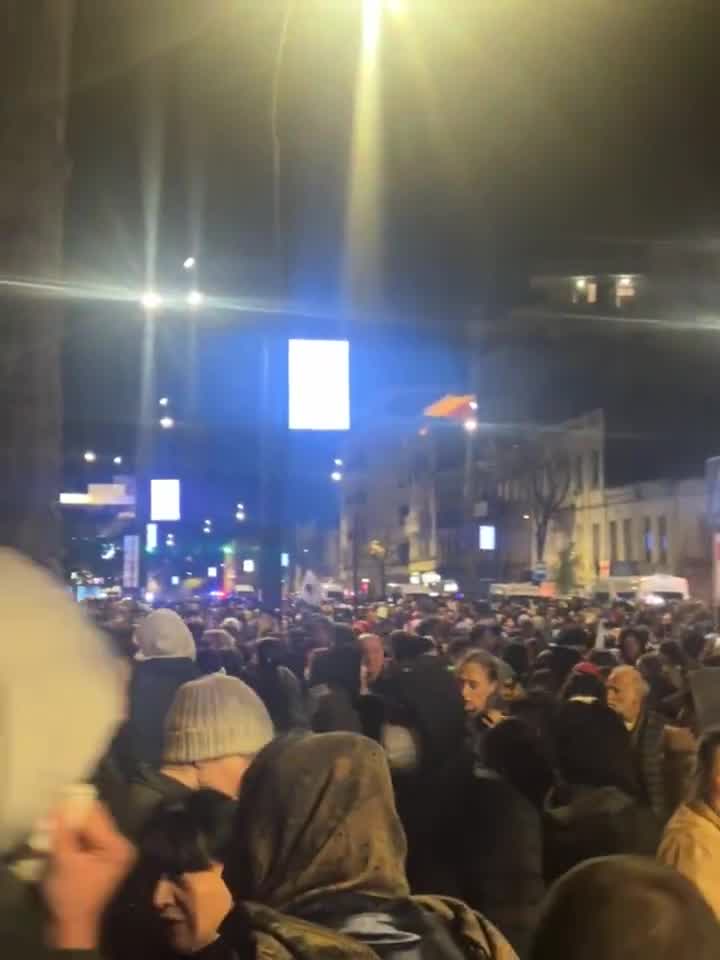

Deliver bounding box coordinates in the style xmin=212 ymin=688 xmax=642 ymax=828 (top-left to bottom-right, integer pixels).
xmin=258 ymin=336 xmax=286 ymax=611
xmin=352 ymin=512 xmax=359 ymax=613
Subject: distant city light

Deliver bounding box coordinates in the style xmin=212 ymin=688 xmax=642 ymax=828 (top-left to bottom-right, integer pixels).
xmin=83 ymin=450 xmax=96 ymax=463
xmin=113 ymin=455 xmax=123 ymax=465
xmin=159 ymin=416 xmax=175 ymax=430
xmin=236 ymin=502 xmax=245 ymax=511
xmin=469 ymin=400 xmax=478 ymax=411
xmin=144 ymin=591 xmax=155 ymax=604
xmin=183 ymin=257 xmax=196 ymax=270
xmin=334 ymin=458 xmax=344 ymax=467
xmin=463 ymin=418 xmax=478 ymax=433
xmin=235 ymin=510 xmax=246 ymax=522
xmin=281 ymin=552 xmax=290 ymax=568
xmin=575 ymin=277 xmax=587 ymax=289
xmin=208 ymin=566 xmax=218 ymax=578
xmin=330 ymin=470 xmax=343 ymax=482
xmin=522 ymin=513 xmax=530 ymax=520
xmin=145 ymin=523 xmax=158 ymax=552
xmin=186 ymin=290 xmax=204 ymax=307
xmin=171 ymin=575 xmax=180 ymax=586
xmin=159 ymin=397 xmax=170 ymax=407
xmin=479 ymin=525 xmax=496 ymax=551
xmin=141 ymin=291 xmax=162 ymax=310
xmin=243 ymin=559 xmax=255 ymax=573
xmin=618 ymin=275 xmax=633 ymax=287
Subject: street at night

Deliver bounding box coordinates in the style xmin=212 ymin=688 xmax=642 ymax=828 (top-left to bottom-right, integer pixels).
xmin=1 ymin=3 xmax=720 ymax=958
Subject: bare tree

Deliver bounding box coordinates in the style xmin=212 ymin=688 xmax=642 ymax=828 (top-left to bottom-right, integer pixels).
xmin=500 ymin=431 xmax=572 ymax=564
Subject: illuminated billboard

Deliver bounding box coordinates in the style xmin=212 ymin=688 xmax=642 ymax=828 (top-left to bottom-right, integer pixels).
xmin=150 ymin=479 xmax=181 ymax=522
xmin=288 ymin=339 xmax=350 ymax=431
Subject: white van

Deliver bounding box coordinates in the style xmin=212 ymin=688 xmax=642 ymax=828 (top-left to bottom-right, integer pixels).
xmin=590 ymin=574 xmax=689 ymax=606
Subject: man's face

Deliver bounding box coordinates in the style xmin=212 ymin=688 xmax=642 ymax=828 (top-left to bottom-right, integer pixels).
xmin=607 ymin=669 xmax=643 ymax=724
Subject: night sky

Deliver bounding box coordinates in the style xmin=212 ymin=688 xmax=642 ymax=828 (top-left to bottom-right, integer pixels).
xmin=62 ymin=1 xmax=720 ymax=501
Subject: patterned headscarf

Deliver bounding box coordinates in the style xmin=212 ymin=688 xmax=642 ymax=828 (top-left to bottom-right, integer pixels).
xmin=226 ymin=732 xmax=410 ymax=910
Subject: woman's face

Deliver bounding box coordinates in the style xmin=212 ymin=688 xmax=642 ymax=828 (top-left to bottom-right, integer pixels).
xmin=153 ymin=864 xmax=232 ymax=955
xmin=457 ymin=662 xmax=497 ymax=715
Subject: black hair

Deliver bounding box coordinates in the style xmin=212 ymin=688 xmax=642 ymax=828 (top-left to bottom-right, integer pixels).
xmin=530 ymin=855 xmax=720 ymax=960
xmin=659 ymin=639 xmax=688 ymax=669
xmin=391 ymin=630 xmax=433 ymax=662
xmin=257 ymin=636 xmax=289 ymax=669
xmin=469 ymin=623 xmax=503 ymax=648
xmin=619 ymin=626 xmax=649 ymax=664
xmin=560 ymin=671 xmax=607 ymax=705
xmin=309 ymin=645 xmax=362 ymax=697
xmin=682 ymin=627 xmax=707 ymax=662
xmin=552 ymin=701 xmax=638 ymax=796
xmin=333 ymin=623 xmax=357 ymax=649
xmin=140 ymin=789 xmax=235 ymax=877
xmin=554 ymin=626 xmax=590 ymax=650
xmin=485 ymin=717 xmax=554 ymax=809
xmin=502 ymin=642 xmax=530 ymax=684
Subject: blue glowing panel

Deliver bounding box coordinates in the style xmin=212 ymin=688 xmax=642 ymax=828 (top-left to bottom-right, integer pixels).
xmin=288 ymin=339 xmax=350 ymax=431
xmin=151 ymin=479 xmax=181 ymax=522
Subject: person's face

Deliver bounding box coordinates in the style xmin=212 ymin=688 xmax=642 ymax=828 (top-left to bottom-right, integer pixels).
xmin=457 ymin=662 xmax=497 ymax=715
xmin=361 ymin=636 xmax=385 ymax=681
xmin=153 ymin=864 xmax=232 ymax=955
xmin=606 ymin=670 xmax=643 ymax=724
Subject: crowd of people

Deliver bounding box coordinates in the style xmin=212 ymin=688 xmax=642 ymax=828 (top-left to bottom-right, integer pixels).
xmin=2 ymin=546 xmax=720 ymax=960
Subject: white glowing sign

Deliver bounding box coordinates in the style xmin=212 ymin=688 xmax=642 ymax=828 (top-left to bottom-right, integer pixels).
xmin=288 ymin=339 xmax=350 ymax=431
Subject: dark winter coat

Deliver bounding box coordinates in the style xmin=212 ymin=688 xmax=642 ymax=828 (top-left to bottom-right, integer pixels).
xmin=631 ymin=706 xmax=669 ymax=823
xmin=116 ymin=764 xmax=194 ymax=840
xmin=543 ymin=784 xmax=661 ymax=884
xmin=120 ymin=657 xmax=199 ymax=771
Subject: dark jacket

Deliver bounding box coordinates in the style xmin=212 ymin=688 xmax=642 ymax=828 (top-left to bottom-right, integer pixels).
xmin=631 ymin=706 xmax=669 ymax=823
xmin=121 ymin=657 xmax=199 ymax=771
xmin=310 ymin=686 xmax=363 ymax=734
xmin=247 ymin=664 xmax=310 ymax=733
xmin=543 ymin=784 xmax=660 ymax=884
xmin=117 ymin=764 xmax=193 ymax=840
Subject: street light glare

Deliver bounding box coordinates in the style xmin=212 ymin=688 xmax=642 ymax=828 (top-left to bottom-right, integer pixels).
xmin=159 ymin=416 xmax=175 ymax=430
xmin=159 ymin=396 xmax=169 ymax=407
xmin=113 ymin=456 xmax=123 ymax=465
xmin=334 ymin=458 xmax=344 ymax=467
xmin=463 ymin=418 xmax=479 ymax=433
xmin=235 ymin=510 xmax=246 ymax=521
xmin=186 ymin=290 xmax=204 ymax=307
xmin=141 ymin=291 xmax=162 ymax=310
xmin=331 ymin=470 xmax=343 ymax=482
xmin=83 ymin=450 xmax=96 ymax=463
xmin=183 ymin=257 xmax=196 ymax=270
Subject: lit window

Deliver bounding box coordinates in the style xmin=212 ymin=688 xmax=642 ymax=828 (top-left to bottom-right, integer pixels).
xmin=615 ymin=276 xmax=636 ymax=308
xmin=479 ymin=525 xmax=496 ymax=551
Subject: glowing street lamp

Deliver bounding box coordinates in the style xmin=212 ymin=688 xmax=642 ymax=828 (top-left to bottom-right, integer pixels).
xmin=159 ymin=416 xmax=175 ymax=430
xmin=235 ymin=510 xmax=246 ymax=522
xmin=183 ymin=257 xmax=196 ymax=270
xmin=159 ymin=397 xmax=170 ymax=407
xmin=113 ymin=455 xmax=123 ymax=465
xmin=140 ymin=291 xmax=162 ymax=310
xmin=186 ymin=290 xmax=204 ymax=308
xmin=83 ymin=450 xmax=96 ymax=463
xmin=334 ymin=458 xmax=344 ymax=467
xmin=331 ymin=470 xmax=343 ymax=482
xmin=463 ymin=418 xmax=478 ymax=433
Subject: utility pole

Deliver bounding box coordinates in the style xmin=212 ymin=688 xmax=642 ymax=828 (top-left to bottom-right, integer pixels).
xmin=0 ymin=1 xmax=75 ymax=571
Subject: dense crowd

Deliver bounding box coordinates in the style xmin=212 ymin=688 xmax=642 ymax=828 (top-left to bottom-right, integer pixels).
xmin=2 ymin=548 xmax=720 ymax=960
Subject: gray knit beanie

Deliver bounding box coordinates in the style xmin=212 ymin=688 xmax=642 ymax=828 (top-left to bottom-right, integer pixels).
xmin=164 ymin=673 xmax=274 ymax=764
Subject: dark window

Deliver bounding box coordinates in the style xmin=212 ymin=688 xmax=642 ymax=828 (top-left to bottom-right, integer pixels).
xmin=396 ymin=542 xmax=410 ymax=566
xmin=591 ymin=451 xmax=601 ymax=489
xmin=609 ymin=521 xmax=618 ymax=564
xmin=658 ymin=516 xmax=668 ymax=565
xmin=592 ymin=523 xmax=600 ymax=573
xmin=623 ymin=518 xmax=633 ymax=561
xmin=575 ymin=455 xmax=583 ymax=493
xmin=644 ymin=517 xmax=653 ymax=563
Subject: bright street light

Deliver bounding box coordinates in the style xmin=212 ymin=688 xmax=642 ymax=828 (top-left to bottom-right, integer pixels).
xmin=463 ymin=418 xmax=478 ymax=433
xmin=186 ymin=290 xmax=204 ymax=307
xmin=140 ymin=291 xmax=162 ymax=310
xmin=235 ymin=510 xmax=246 ymax=522
xmin=83 ymin=450 xmax=96 ymax=463
xmin=236 ymin=502 xmax=244 ymax=511
xmin=159 ymin=396 xmax=169 ymax=407
xmin=113 ymin=456 xmax=123 ymax=465
xmin=183 ymin=257 xmax=196 ymax=270
xmin=159 ymin=416 xmax=175 ymax=430
xmin=331 ymin=470 xmax=343 ymax=482
xmin=334 ymin=458 xmax=344 ymax=467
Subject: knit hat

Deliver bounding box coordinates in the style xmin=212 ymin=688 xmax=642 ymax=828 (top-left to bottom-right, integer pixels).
xmin=135 ymin=608 xmax=196 ymax=661
xmin=164 ymin=673 xmax=274 ymax=763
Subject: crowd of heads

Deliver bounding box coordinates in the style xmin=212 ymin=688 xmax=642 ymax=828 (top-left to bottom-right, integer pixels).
xmin=2 ymin=547 xmax=720 ymax=960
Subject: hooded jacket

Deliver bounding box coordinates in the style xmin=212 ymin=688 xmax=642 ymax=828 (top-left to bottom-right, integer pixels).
xmin=0 ymin=549 xmax=124 ymax=958
xmin=120 ymin=610 xmax=199 ymax=770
